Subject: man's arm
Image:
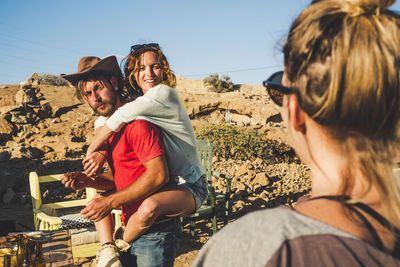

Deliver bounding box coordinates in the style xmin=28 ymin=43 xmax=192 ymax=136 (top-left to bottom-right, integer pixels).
xmin=81 ymin=154 xmax=169 ymax=221
xmin=61 ymin=171 xmax=115 ymax=191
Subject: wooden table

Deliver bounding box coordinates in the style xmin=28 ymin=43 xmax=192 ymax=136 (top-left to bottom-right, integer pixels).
xmin=0 ymin=230 xmax=73 ymax=267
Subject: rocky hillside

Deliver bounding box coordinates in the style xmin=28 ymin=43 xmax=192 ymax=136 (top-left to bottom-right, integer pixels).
xmin=0 ymin=74 xmax=311 ymax=218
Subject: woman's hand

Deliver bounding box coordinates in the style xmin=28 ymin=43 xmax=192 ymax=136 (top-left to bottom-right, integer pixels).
xmin=86 ymin=125 xmax=114 ymax=157
xmin=61 ymin=172 xmax=92 ymax=190
xmin=83 ymin=151 xmax=107 ymax=177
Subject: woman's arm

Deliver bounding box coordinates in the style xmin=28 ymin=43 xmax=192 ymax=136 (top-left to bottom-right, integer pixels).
xmin=87 ymin=85 xmax=172 ymax=154
xmin=83 ymin=123 xmax=111 ymax=176
xmin=85 ymin=124 xmax=114 ymax=156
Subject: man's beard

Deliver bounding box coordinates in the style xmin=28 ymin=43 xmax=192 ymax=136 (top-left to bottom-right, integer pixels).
xmin=91 ymin=92 xmax=117 ymax=117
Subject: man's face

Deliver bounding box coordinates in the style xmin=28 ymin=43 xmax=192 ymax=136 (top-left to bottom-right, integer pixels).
xmin=134 ymin=51 xmax=163 ymax=94
xmin=82 ymin=79 xmax=118 ymax=117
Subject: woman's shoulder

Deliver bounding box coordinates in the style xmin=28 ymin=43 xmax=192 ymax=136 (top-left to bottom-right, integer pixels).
xmin=196 ymin=208 xmax=317 ymax=253
xmin=147 ymin=84 xmax=177 ymax=99
xmin=193 ymin=207 xmax=372 ymax=267
xmin=216 ymin=206 xmax=346 ymax=238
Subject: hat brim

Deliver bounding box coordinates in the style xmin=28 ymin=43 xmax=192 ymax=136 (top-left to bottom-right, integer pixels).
xmin=61 ymin=56 xmax=123 ymax=85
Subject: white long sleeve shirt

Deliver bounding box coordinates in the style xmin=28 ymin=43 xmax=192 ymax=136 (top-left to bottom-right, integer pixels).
xmin=94 ymin=84 xmax=204 ymax=184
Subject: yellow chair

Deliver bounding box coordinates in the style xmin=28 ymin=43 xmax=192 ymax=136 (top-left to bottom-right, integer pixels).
xmin=29 ymin=171 xmax=122 ymax=258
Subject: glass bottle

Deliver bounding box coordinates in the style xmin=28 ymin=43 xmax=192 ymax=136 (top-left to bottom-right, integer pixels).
xmin=16 ymin=234 xmax=26 ymax=266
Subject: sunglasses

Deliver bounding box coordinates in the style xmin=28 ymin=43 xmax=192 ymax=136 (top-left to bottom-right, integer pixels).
xmin=130 ymin=43 xmax=160 ymax=53
xmin=262 ymin=71 xmax=293 ymax=106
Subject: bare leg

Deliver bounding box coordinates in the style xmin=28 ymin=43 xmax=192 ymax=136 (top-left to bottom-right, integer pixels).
xmin=122 ymin=184 xmax=195 ymax=242
xmin=95 ymin=214 xmax=115 ymax=244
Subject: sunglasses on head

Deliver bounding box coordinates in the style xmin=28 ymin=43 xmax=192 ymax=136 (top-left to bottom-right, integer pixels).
xmin=130 ymin=43 xmax=160 ymax=53
xmin=262 ymin=71 xmax=294 ymax=106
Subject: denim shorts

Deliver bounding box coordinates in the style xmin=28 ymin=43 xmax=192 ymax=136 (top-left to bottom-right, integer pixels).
xmin=120 ymin=218 xmax=181 ymax=267
xmin=180 ymin=174 xmax=208 ymax=211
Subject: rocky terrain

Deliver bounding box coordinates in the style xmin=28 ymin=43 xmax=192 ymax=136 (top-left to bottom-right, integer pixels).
xmin=0 ymin=74 xmax=311 ymax=266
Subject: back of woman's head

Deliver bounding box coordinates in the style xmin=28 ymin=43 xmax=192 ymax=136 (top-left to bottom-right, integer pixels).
xmin=284 ymin=0 xmax=400 ymax=141
xmin=123 ymin=45 xmax=176 ymax=96
xmin=284 ymin=0 xmax=400 ymax=230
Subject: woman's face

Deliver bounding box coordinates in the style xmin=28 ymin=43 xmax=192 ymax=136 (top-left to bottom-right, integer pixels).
xmin=134 ymin=51 xmax=163 ymax=94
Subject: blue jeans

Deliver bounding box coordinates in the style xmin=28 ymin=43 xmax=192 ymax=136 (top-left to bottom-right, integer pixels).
xmin=120 ymin=218 xmax=181 ymax=267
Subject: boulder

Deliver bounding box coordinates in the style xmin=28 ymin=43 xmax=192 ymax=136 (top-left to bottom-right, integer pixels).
xmin=230 ymin=113 xmax=251 ymax=126
xmin=252 ymin=172 xmax=269 ymax=187
xmin=10 ymin=107 xmax=38 ymax=124
xmin=0 ymin=116 xmax=13 ymax=141
xmin=15 ymin=88 xmax=37 ymax=105
xmin=235 ymin=164 xmax=248 ymax=177
xmin=38 ymin=100 xmax=53 ymax=119
xmin=0 ymin=105 xmax=19 ymax=116
xmin=19 ymin=146 xmax=44 ymax=159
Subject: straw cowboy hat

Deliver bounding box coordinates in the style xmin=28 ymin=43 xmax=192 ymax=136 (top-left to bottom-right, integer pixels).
xmin=61 ymin=56 xmax=123 ymax=85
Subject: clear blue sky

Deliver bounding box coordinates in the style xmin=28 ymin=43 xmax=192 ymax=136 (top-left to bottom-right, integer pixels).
xmin=1 ymin=0 xmax=400 ymax=86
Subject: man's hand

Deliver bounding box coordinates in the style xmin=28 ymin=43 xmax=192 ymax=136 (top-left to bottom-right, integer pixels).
xmin=83 ymin=151 xmax=107 ymax=177
xmin=81 ymin=193 xmax=113 ymax=222
xmin=61 ymin=172 xmax=92 ymax=190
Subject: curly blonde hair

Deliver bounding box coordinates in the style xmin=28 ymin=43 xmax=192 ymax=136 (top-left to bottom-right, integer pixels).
xmin=123 ymin=44 xmax=176 ymax=97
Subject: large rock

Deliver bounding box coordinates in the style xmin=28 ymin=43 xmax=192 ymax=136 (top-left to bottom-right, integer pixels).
xmin=15 ymin=88 xmax=37 ymax=105
xmin=231 ymin=114 xmax=251 ymax=126
xmin=252 ymin=172 xmax=270 ymax=187
xmin=19 ymin=146 xmax=44 ymax=159
xmin=37 ymin=100 xmax=53 ymax=119
xmin=0 ymin=105 xmax=19 ymax=116
xmin=10 ymin=107 xmax=38 ymax=124
xmin=0 ymin=116 xmax=13 ymax=141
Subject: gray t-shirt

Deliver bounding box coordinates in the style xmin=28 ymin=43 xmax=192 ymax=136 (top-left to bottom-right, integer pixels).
xmin=192 ymin=207 xmax=400 ymax=266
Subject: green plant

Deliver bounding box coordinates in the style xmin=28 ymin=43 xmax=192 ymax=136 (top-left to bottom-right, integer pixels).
xmin=195 ymin=124 xmax=297 ymax=163
xmin=203 ymin=74 xmax=236 ymax=93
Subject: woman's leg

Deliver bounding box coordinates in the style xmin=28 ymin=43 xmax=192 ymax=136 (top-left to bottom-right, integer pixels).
xmin=95 ymin=213 xmax=115 ymax=244
xmin=122 ymin=184 xmax=195 ymax=242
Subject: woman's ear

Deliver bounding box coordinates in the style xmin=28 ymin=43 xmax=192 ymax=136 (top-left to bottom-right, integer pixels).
xmin=288 ymin=94 xmax=306 ymax=134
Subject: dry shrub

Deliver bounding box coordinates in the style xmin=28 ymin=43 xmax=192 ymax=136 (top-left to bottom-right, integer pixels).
xmin=38 ymin=73 xmax=69 ymax=86
xmin=195 ymin=123 xmax=299 ymax=163
xmin=203 ymin=74 xmax=236 ymax=93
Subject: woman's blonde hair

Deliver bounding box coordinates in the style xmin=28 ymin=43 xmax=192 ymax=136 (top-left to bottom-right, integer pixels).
xmin=284 ymin=0 xmax=400 ymax=229
xmin=123 ymin=45 xmax=176 ymax=97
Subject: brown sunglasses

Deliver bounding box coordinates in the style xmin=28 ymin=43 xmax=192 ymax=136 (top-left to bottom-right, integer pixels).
xmin=262 ymin=71 xmax=293 ymax=106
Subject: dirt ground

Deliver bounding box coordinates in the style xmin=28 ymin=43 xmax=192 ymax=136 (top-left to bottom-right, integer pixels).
xmin=0 ymin=76 xmax=311 ymax=266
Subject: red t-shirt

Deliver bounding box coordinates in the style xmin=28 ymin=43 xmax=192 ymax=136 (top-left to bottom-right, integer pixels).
xmin=106 ymin=119 xmax=165 ymax=225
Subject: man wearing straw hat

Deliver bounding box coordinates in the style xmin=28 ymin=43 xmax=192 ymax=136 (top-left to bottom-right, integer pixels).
xmin=61 ymin=55 xmax=180 ymax=267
